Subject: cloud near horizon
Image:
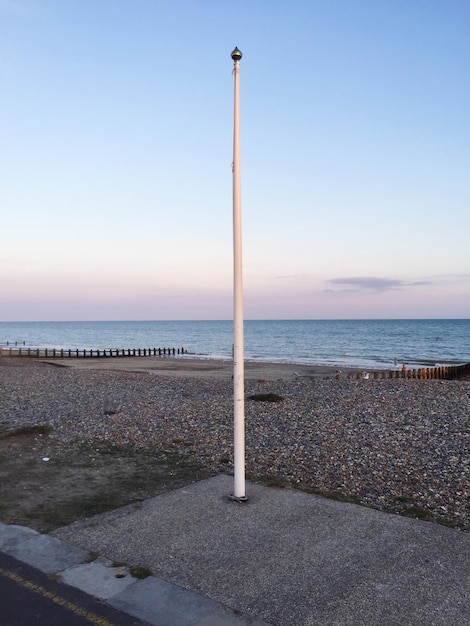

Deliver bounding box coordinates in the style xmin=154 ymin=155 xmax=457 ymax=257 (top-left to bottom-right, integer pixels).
xmin=325 ymin=276 xmax=431 ymax=294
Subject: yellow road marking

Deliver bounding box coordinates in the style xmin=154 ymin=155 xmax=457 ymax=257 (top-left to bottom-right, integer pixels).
xmin=0 ymin=566 xmax=114 ymax=626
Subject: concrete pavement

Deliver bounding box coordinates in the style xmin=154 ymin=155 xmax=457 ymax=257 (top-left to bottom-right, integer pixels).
xmin=2 ymin=475 xmax=469 ymax=625
xmin=0 ymin=518 xmax=262 ymax=625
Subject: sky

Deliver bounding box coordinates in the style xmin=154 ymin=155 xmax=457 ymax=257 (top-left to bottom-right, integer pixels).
xmin=1 ymin=0 xmax=469 ymax=321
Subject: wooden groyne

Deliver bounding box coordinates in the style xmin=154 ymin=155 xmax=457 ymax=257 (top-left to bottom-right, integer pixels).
xmin=350 ymin=363 xmax=470 ymax=381
xmin=1 ymin=347 xmax=468 ymax=380
xmin=0 ymin=347 xmax=186 ymax=358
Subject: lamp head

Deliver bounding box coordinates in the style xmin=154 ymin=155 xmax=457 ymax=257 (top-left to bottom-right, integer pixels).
xmin=231 ymin=47 xmax=242 ymax=62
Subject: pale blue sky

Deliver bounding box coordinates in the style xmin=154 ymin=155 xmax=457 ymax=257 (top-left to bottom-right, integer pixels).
xmin=1 ymin=0 xmax=469 ymax=320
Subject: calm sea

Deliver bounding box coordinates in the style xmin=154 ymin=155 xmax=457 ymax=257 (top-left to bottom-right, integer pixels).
xmin=0 ymin=320 xmax=468 ymax=370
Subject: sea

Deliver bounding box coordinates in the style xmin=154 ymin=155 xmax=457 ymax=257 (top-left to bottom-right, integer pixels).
xmin=0 ymin=319 xmax=468 ymax=371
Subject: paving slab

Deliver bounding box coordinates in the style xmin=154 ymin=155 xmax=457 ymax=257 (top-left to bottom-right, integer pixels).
xmin=0 ymin=549 xmax=149 ymax=625
xmin=59 ymin=557 xmax=137 ymax=600
xmin=52 ymin=474 xmax=470 ymax=626
xmin=109 ymin=575 xmax=267 ymax=626
xmin=0 ymin=523 xmax=39 ymax=550
xmin=2 ymin=532 xmax=89 ymax=574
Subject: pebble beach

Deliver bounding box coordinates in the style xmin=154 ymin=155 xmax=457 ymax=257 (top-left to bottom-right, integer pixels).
xmin=1 ymin=357 xmax=469 ymax=531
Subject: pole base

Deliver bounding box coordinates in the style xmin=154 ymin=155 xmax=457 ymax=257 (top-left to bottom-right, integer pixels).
xmin=228 ymin=494 xmax=249 ymax=503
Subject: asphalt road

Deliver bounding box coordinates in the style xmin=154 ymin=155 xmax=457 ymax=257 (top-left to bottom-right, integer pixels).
xmin=0 ymin=551 xmax=149 ymax=626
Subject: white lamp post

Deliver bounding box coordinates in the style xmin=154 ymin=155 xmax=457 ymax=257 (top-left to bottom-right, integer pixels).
xmin=230 ymin=46 xmax=247 ymax=502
